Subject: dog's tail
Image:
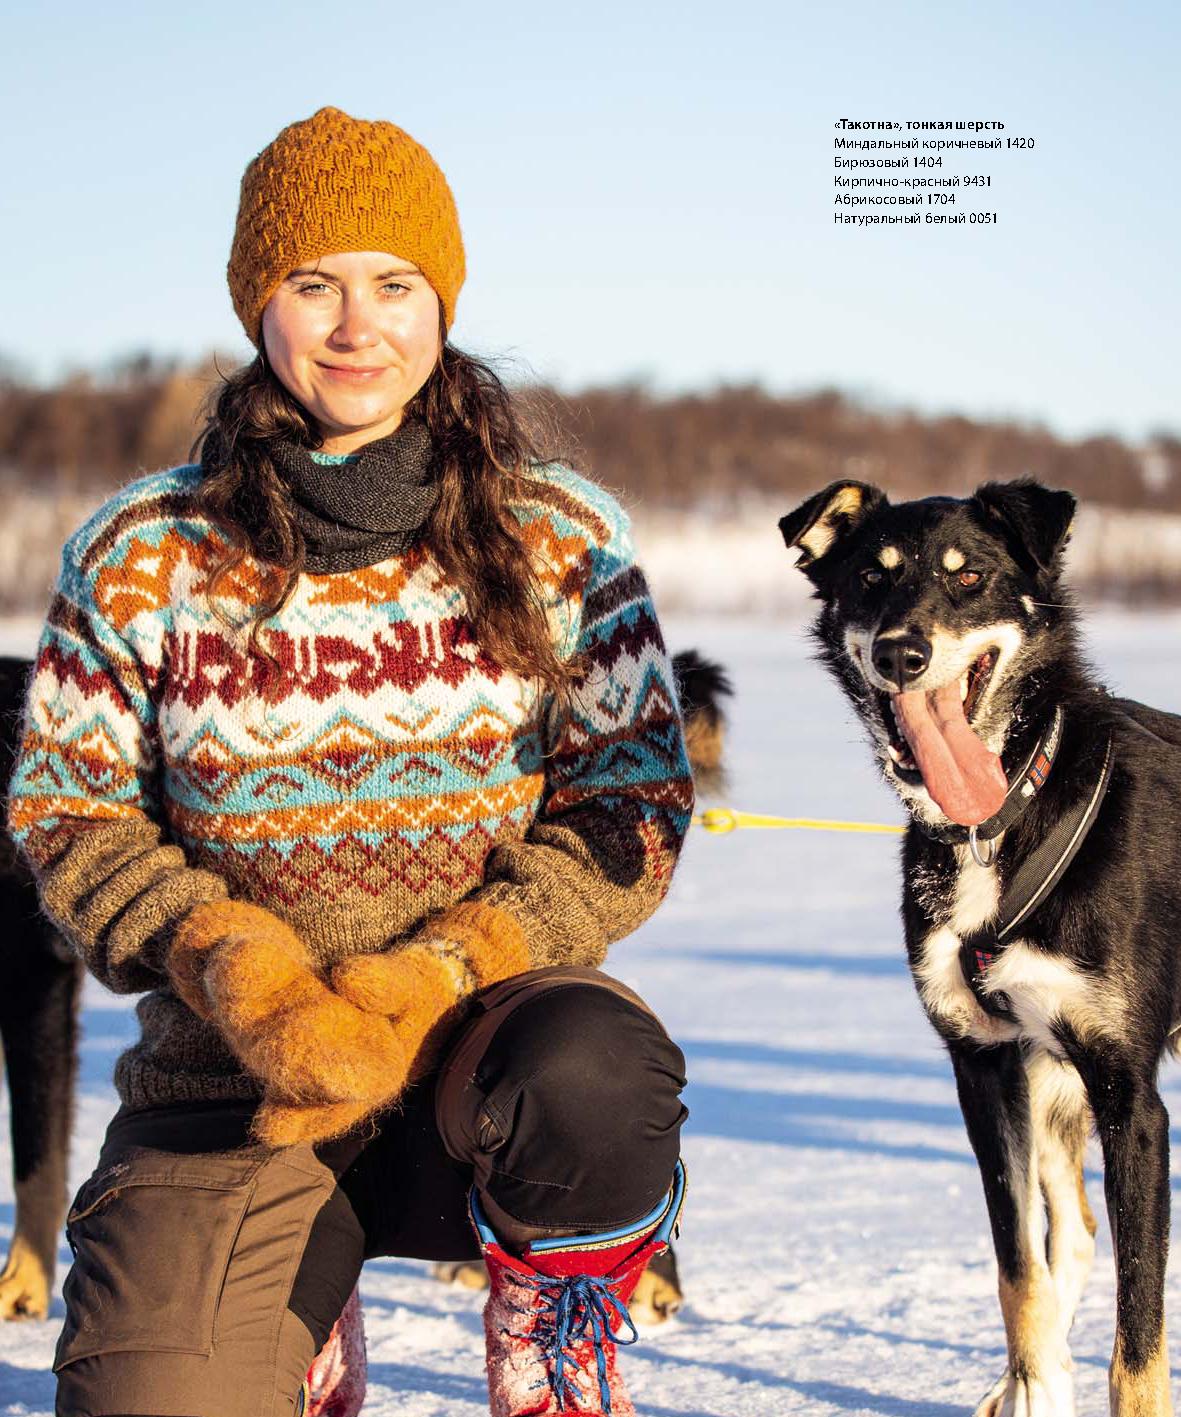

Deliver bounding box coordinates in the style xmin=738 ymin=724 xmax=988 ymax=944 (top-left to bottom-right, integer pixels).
xmin=671 ymin=650 xmax=733 ymax=795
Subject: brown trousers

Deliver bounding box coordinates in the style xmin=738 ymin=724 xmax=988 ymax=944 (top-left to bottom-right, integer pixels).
xmin=53 ymin=968 xmax=687 ymax=1416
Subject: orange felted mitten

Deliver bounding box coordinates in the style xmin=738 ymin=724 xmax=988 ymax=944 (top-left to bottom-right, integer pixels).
xmin=167 ymin=898 xmax=254 ymax=1022
xmin=254 ymin=903 xmax=531 ymax=1148
xmin=334 ymin=902 xmax=531 ymax=1061
xmin=168 ymin=900 xmax=410 ymax=1121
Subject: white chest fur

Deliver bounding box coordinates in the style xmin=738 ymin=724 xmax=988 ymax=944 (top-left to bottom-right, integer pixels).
xmin=914 ymin=848 xmax=1019 ymax=1044
xmin=915 ymin=847 xmax=1112 ymax=1052
xmin=916 ymin=847 xmax=1118 ymax=1058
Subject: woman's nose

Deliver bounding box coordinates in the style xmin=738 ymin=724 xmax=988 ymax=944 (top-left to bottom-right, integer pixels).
xmin=330 ymin=297 xmax=380 ymax=349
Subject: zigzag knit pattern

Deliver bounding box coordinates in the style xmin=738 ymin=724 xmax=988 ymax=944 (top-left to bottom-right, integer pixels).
xmin=6 ymin=462 xmax=693 ymax=1106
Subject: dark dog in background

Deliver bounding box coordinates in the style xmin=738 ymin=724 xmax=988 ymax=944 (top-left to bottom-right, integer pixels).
xmin=0 ymin=649 xmax=730 ymax=1326
xmin=0 ymin=656 xmax=80 ymax=1319
xmin=781 ymin=478 xmax=1181 ymax=1417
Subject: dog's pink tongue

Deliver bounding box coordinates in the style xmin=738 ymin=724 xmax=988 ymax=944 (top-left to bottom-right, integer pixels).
xmin=892 ymin=680 xmax=1007 ymax=826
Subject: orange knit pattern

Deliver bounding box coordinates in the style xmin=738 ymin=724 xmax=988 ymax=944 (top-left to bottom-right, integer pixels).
xmin=228 ymin=106 xmax=466 ymax=343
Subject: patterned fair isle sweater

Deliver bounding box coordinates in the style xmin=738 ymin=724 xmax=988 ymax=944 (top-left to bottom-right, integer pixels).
xmin=6 ymin=460 xmax=694 ymax=1108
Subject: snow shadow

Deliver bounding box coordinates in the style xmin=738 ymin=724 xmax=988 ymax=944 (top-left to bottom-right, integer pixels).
xmin=363 ymin=1257 xmax=434 ymax=1281
xmin=366 ymin=1360 xmax=487 ymax=1405
xmin=680 ymin=1049 xmax=1181 ymax=1186
xmin=682 ymin=1080 xmax=970 ymax=1165
xmin=0 ymin=1359 xmax=54 ymax=1409
xmin=817 ymin=1316 xmax=1105 ymax=1372
xmin=669 ymin=947 xmax=909 ymax=978
xmin=682 ymin=1038 xmax=949 ymax=1081
xmin=629 ymin=1404 xmax=728 ymax=1417
xmin=373 ymin=1343 xmax=963 ymax=1416
xmin=633 ymin=1345 xmax=964 ymax=1416
xmin=360 ymin=1289 xmax=482 ymax=1333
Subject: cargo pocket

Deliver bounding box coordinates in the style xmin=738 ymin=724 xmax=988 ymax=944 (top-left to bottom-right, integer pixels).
xmin=53 ymin=1151 xmax=263 ymax=1371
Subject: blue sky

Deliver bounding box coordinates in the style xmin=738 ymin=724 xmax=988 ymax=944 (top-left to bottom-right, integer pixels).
xmin=3 ymin=0 xmax=1177 ymax=441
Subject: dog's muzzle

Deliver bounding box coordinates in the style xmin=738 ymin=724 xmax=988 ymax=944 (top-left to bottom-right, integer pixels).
xmin=871 ymin=633 xmax=931 ymax=690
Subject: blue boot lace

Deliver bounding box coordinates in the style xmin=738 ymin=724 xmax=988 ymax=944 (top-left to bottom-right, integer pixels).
xmin=506 ymin=1269 xmax=638 ymax=1413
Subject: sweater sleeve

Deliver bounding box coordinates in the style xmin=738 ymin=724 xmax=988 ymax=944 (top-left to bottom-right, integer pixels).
xmin=5 ymin=534 xmax=228 ymax=993
xmin=468 ymin=501 xmax=695 ymax=968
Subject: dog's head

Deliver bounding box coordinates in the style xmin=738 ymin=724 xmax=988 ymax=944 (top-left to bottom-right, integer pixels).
xmin=779 ymin=478 xmax=1076 ymax=828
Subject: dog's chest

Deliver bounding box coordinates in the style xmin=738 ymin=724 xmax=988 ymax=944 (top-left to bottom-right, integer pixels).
xmin=911 ymin=851 xmax=1092 ymax=1051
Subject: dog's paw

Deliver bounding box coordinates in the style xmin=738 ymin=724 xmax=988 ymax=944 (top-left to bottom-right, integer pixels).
xmin=0 ymin=1237 xmax=52 ymax=1321
xmin=431 ymin=1260 xmax=489 ymax=1291
xmin=974 ymin=1364 xmax=1076 ymax=1417
xmin=629 ymin=1256 xmax=684 ymax=1327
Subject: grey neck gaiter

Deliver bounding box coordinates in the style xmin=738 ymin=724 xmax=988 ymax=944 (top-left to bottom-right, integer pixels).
xmin=269 ymin=418 xmax=440 ymax=573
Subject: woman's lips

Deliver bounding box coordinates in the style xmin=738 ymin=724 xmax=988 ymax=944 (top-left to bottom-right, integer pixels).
xmin=317 ymin=364 xmax=389 ymax=382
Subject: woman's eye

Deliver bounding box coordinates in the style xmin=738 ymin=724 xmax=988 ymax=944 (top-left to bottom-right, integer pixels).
xmin=861 ymin=568 xmax=886 ymax=587
xmin=297 ymin=281 xmax=406 ymax=297
xmin=958 ymin=570 xmax=982 ymax=588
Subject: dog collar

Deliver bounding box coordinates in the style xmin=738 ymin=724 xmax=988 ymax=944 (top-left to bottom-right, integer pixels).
xmin=959 ymin=729 xmax=1115 ymax=1021
xmin=916 ymin=704 xmax=1066 ymax=853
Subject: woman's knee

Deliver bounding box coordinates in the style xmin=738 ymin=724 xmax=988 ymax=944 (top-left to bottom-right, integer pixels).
xmin=439 ymin=973 xmax=687 ymax=1231
xmin=493 ymin=982 xmax=685 ymax=1116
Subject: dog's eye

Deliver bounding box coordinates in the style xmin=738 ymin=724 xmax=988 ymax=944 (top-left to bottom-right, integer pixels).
xmin=957 ymin=570 xmax=982 ymax=588
xmin=860 ymin=568 xmax=886 ymax=587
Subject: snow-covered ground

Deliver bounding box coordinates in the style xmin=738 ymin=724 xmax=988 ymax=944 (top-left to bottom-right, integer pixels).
xmin=4 ymin=608 xmax=1181 ymax=1415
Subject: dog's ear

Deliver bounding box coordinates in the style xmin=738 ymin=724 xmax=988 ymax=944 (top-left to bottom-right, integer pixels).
xmin=973 ymin=479 xmax=1076 ymax=575
xmin=779 ymin=481 xmax=886 ymax=573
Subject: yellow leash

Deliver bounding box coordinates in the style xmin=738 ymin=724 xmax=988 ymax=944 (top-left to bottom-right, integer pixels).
xmin=692 ymin=807 xmax=904 ymax=836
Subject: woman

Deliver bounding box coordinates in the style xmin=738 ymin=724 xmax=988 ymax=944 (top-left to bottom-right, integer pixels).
xmin=7 ymin=107 xmax=693 ymax=1417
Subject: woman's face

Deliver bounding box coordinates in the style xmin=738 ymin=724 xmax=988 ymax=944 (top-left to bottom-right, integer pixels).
xmin=261 ymin=250 xmax=442 ymax=453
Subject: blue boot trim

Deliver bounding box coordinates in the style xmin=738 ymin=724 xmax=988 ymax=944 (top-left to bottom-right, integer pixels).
xmin=468 ymin=1158 xmax=687 ymax=1254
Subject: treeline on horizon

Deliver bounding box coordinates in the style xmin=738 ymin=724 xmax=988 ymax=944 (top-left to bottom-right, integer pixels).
xmin=1 ymin=352 xmax=1178 ymax=511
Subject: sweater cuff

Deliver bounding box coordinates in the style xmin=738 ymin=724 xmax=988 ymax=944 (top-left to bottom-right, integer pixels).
xmin=35 ymin=818 xmax=230 ymax=990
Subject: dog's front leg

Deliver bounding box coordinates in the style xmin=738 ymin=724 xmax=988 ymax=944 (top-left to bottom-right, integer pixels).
xmin=0 ymin=941 xmax=80 ymax=1321
xmin=1075 ymin=1049 xmax=1173 ymax=1416
xmin=950 ymin=1039 xmax=1075 ymax=1416
xmin=1025 ymin=1052 xmax=1097 ymax=1337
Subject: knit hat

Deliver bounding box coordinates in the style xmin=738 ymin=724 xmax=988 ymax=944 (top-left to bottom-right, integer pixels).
xmin=228 ymin=106 xmax=465 ymax=345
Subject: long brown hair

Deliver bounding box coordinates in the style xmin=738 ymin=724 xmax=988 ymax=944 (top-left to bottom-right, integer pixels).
xmin=193 ymin=329 xmax=582 ymax=700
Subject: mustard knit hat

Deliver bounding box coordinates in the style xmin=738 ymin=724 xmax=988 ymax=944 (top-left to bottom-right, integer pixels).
xmin=228 ymin=106 xmax=466 ymax=345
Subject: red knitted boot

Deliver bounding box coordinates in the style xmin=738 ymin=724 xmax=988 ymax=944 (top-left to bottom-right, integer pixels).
xmin=471 ymin=1162 xmax=685 ymax=1416
xmin=302 ymin=1284 xmax=367 ymax=1417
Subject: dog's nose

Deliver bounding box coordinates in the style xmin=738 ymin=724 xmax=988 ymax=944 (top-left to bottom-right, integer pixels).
xmin=871 ymin=633 xmax=931 ymax=688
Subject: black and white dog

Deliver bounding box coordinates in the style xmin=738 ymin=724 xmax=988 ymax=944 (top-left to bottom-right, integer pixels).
xmin=780 ymin=478 xmax=1180 ymax=1417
